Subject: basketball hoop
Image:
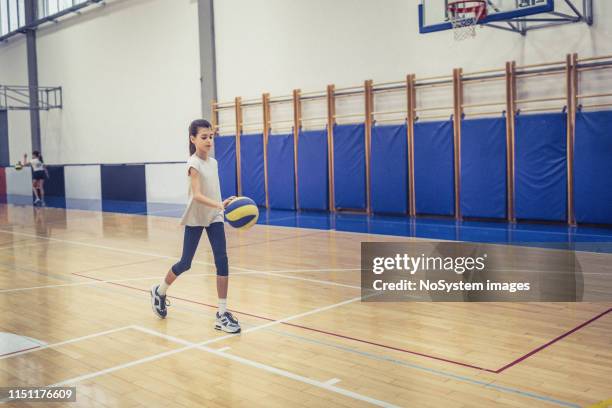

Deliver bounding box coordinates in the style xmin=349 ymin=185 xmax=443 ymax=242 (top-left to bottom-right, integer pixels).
xmin=447 ymin=0 xmax=487 ymax=41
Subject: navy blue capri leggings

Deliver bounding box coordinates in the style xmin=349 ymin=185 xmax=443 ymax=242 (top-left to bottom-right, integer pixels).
xmin=171 ymin=222 xmax=228 ymax=276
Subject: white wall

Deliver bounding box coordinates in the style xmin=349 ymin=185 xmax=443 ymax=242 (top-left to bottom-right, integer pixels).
xmin=0 ymin=0 xmax=202 ymax=168
xmin=0 ymin=39 xmax=31 ymax=165
xmin=38 ymin=0 xmax=201 ymax=165
xmin=64 ymin=165 xmax=101 ymax=200
xmin=1 ymin=0 xmax=200 ymax=168
xmin=5 ymin=168 xmax=32 ymax=195
xmin=214 ymin=0 xmax=612 ymax=101
xmin=145 ymin=163 xmax=188 ymax=204
xmin=1 ymin=0 xmax=201 ymax=201
xmin=64 ymin=165 xmax=102 ymax=210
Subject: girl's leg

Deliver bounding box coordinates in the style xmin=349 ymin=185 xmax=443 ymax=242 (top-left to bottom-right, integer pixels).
xmin=38 ymin=179 xmax=45 ymax=204
xmin=206 ymin=222 xmax=239 ymax=333
xmin=173 ymin=225 xmax=205 ymax=270
xmin=205 ymin=222 xmax=229 ymax=300
xmin=162 ymin=267 xmax=178 ymax=288
xmin=150 ymin=226 xmax=204 ymax=318
xmin=32 ymin=180 xmax=40 ymax=202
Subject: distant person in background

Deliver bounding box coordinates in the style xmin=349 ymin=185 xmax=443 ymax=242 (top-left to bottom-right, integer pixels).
xmin=22 ymin=151 xmax=49 ymax=206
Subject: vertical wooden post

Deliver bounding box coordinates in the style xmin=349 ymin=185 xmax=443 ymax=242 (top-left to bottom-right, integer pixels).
xmin=407 ymin=74 xmax=416 ymax=217
xmin=210 ymin=100 xmax=219 ymax=134
xmin=293 ymin=89 xmax=302 ymax=211
xmin=210 ymin=100 xmax=219 ymax=167
xmin=235 ymin=97 xmax=243 ymax=196
xmin=452 ymin=68 xmax=463 ymax=220
xmin=566 ymin=53 xmax=578 ymax=226
xmin=364 ymin=80 xmax=374 ymax=214
xmin=327 ymin=84 xmax=336 ymax=212
xmin=262 ymin=93 xmax=271 ymax=209
xmin=505 ymin=62 xmax=516 ymax=223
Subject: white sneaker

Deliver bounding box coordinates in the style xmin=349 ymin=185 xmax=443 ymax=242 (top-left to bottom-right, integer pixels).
xmin=150 ymin=285 xmax=169 ymax=319
xmin=214 ymin=311 xmax=241 ymax=333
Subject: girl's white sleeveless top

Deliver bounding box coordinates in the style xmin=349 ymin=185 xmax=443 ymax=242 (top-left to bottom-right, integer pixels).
xmin=179 ymin=154 xmax=224 ymax=227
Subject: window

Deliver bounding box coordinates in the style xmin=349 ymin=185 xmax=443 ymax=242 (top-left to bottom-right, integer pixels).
xmin=41 ymin=0 xmax=85 ymax=18
xmin=0 ymin=1 xmax=9 ymax=36
xmin=0 ymin=0 xmax=87 ymax=37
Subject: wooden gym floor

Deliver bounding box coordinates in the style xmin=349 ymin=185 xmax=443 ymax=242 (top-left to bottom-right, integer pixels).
xmin=0 ymin=204 xmax=611 ymax=407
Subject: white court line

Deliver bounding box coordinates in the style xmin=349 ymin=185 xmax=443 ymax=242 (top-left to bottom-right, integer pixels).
xmin=0 ymin=271 xmax=261 ymax=294
xmin=0 ymin=229 xmax=361 ymax=290
xmin=0 ymin=326 xmax=132 ymax=360
xmin=259 ymin=213 xmax=612 ymax=241
xmin=48 ymin=295 xmax=363 ymax=388
xmin=0 ymin=269 xmax=359 ymax=294
xmin=130 ymin=325 xmax=396 ymax=408
xmin=0 ymin=229 xmax=349 ymax=275
xmin=0 ymin=240 xmax=60 ymax=252
xmin=216 ymin=346 xmax=231 ymax=352
xmin=0 ymin=229 xmax=194 ymax=262
xmin=249 ymin=270 xmax=360 ymax=289
xmin=257 ymin=268 xmax=360 ymax=274
xmin=5 ymin=229 xmax=605 ymax=289
xmin=0 ymin=281 xmax=114 ymax=294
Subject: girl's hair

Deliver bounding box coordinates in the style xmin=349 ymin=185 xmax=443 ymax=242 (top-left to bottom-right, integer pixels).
xmin=32 ymin=150 xmax=43 ymax=163
xmin=188 ymin=119 xmax=212 ymax=155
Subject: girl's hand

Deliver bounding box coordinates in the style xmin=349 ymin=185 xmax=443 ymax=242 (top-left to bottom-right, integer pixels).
xmin=222 ymin=196 xmax=237 ymax=208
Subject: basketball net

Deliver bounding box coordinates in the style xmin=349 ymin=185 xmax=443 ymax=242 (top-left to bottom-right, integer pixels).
xmin=447 ymin=0 xmax=487 ymax=41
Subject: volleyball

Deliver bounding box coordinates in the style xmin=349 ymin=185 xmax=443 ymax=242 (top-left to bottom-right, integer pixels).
xmin=224 ymin=196 xmax=259 ymax=230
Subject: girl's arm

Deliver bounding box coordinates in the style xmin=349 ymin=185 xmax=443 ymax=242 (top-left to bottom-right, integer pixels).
xmin=22 ymin=153 xmax=30 ymax=166
xmin=189 ymin=168 xmax=223 ymax=209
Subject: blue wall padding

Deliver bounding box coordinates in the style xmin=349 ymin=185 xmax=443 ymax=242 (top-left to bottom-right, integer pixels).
xmin=413 ymin=120 xmax=455 ymax=216
xmin=297 ymin=129 xmax=328 ymax=210
xmin=267 ymin=133 xmax=296 ymax=210
xmin=101 ymin=164 xmax=146 ymax=202
xmin=460 ymin=117 xmax=507 ymax=219
xmin=333 ymin=123 xmax=366 ymax=210
xmin=44 ymin=165 xmax=65 ymax=197
xmin=371 ymin=124 xmax=408 ymax=214
xmin=240 ymin=133 xmax=266 ymax=206
xmin=574 ymin=110 xmax=612 ymax=224
xmin=515 ymin=113 xmax=567 ymax=221
xmin=215 ymin=136 xmax=237 ymax=199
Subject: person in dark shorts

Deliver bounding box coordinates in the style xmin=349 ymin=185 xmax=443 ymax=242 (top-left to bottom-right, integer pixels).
xmin=23 ymin=151 xmax=48 ymax=206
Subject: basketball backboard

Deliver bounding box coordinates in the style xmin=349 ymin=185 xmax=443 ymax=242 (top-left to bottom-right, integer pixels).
xmin=419 ymin=0 xmax=592 ymax=35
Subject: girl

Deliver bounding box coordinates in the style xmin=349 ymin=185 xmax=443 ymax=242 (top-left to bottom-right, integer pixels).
xmin=22 ymin=151 xmax=48 ymax=206
xmin=150 ymin=119 xmax=240 ymax=333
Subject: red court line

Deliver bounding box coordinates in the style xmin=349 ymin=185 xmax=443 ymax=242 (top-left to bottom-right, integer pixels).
xmin=494 ymin=307 xmax=612 ymax=373
xmin=71 ymin=272 xmax=277 ymax=323
xmin=72 ymin=272 xmax=611 ymax=374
